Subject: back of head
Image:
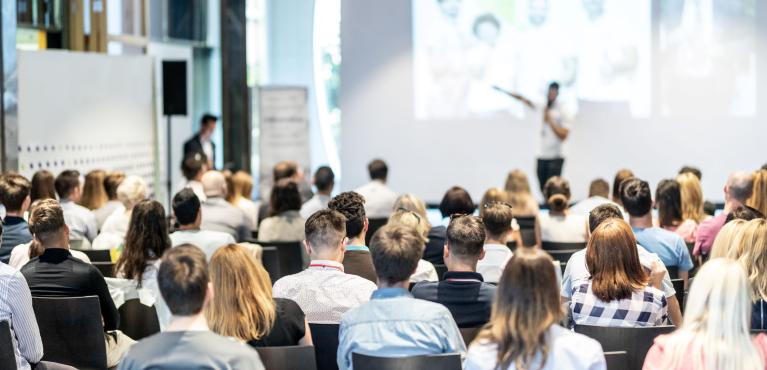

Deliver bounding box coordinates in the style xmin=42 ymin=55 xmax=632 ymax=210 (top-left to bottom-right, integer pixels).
xmin=387 ymin=209 xmax=429 ymax=242
xmin=231 ymin=171 xmax=254 ymax=200
xmin=727 ymin=171 xmax=755 ymax=203
xmin=504 ymin=169 xmax=532 ymax=195
xmin=201 ymin=171 xmax=227 ymax=198
xmin=586 ymin=219 xmax=647 ymax=301
xmin=439 ymin=186 xmax=475 ymax=218
xmin=370 ymin=225 xmax=424 ymax=285
xmin=103 ymin=172 xmax=126 ymax=201
xmin=367 ymin=159 xmax=388 ymax=181
xmin=28 ymin=199 xmax=66 ymax=247
xmin=0 ymin=173 xmax=31 ymax=212
xmin=543 ymin=176 xmax=570 ymax=213
xmin=268 ymin=179 xmax=302 ymax=216
xmin=588 ymin=178 xmax=610 ymax=198
xmin=483 ymin=203 xmax=514 ymax=240
xmin=479 ymin=188 xmax=510 ymax=218
xmin=80 ymin=170 xmax=108 ymax=210
xmin=30 ymin=170 xmax=57 ymax=203
xmin=159 ymin=245 xmax=209 ymax=316
xmin=612 ymin=169 xmax=634 ymax=203
xmin=678 ymin=165 xmax=702 ymax=180
xmin=446 ymin=215 xmax=485 ymax=261
xmin=54 ymin=170 xmax=80 ymax=200
xmin=273 ymin=161 xmax=298 ymax=182
xmin=710 ymin=219 xmax=747 ymax=259
xmin=588 ymin=203 xmax=624 ymax=233
xmin=620 ymin=178 xmax=652 ymax=217
xmin=182 ymin=154 xmax=207 ymax=181
xmin=119 ymin=200 xmax=170 ymax=281
xmin=173 ymin=189 xmax=201 ymax=226
xmin=747 ymin=170 xmax=767 ymax=217
xmin=392 ymin=193 xmax=431 ymax=229
xmin=304 ymin=209 xmax=347 ymax=251
xmin=655 ymin=179 xmax=683 ymax=228
xmin=313 ymin=166 xmax=335 ymax=193
xmin=732 ymin=219 xmax=767 ymax=301
xmin=328 ymin=192 xmax=366 ymax=239
xmin=117 ymin=176 xmax=148 ymax=210
xmin=676 ymin=172 xmax=706 ymax=222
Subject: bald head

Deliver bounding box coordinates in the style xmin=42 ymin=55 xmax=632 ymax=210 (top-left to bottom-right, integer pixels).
xmin=201 ymin=171 xmax=227 ymax=198
xmin=726 ymin=171 xmax=754 ymax=203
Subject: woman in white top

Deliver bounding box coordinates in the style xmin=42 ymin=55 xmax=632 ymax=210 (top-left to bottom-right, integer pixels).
xmin=94 ymin=176 xmax=148 ymax=250
xmin=227 ymin=171 xmax=259 ymax=231
xmin=465 ymin=248 xmax=605 ymax=370
xmin=539 ymin=176 xmax=587 ymax=243
xmin=386 ymin=209 xmax=439 ymax=282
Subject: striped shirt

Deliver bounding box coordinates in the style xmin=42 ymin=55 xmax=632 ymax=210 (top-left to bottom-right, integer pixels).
xmin=0 ymin=263 xmax=43 ymax=369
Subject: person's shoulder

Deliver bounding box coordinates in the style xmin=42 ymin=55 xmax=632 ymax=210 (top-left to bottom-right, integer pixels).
xmin=407 ymin=296 xmax=454 ymax=319
xmin=274 ymin=297 xmax=304 ymax=314
xmin=549 ymin=325 xmax=603 ymax=354
xmin=342 ymin=273 xmax=378 ymax=291
xmin=200 ymin=229 xmax=236 ymax=243
xmin=410 ymin=281 xmax=439 ymax=298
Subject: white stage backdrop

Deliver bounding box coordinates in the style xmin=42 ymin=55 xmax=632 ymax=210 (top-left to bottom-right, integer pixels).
xmin=340 ymin=0 xmax=767 ymax=203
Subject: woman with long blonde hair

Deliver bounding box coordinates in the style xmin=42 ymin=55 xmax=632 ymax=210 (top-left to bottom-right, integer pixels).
xmin=465 ymin=248 xmax=605 ymax=370
xmin=80 ymin=169 xmax=109 ymax=210
xmin=387 ymin=209 xmax=439 ymax=282
xmin=727 ymin=219 xmax=767 ymax=330
xmin=206 ymin=244 xmax=311 ymax=347
xmin=227 ymin=171 xmax=259 ymax=230
xmin=676 ymin=173 xmax=706 ymax=223
xmin=708 ymin=219 xmax=746 ymax=259
xmin=747 ymin=169 xmax=767 ymax=217
xmin=504 ymin=170 xmax=539 ymax=216
xmin=644 ymin=259 xmax=767 ymax=370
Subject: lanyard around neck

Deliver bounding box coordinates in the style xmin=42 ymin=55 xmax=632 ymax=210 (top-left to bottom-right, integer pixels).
xmin=309 ymin=263 xmax=343 ymax=272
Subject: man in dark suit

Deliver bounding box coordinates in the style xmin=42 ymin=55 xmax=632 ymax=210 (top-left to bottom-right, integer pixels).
xmin=183 ymin=114 xmax=218 ymax=169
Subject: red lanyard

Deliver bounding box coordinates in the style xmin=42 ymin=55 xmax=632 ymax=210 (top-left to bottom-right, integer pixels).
xmin=309 ymin=263 xmax=344 ymax=272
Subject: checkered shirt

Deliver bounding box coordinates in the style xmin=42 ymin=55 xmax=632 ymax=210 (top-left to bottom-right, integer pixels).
xmin=570 ymin=280 xmax=668 ymax=327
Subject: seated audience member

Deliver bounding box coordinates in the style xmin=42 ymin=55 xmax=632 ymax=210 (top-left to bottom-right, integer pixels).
xmin=327 ymin=191 xmax=377 ymax=283
xmin=747 ymin=169 xmax=767 ymax=216
xmin=504 ymin=169 xmax=540 ymax=215
xmin=412 ymin=215 xmax=496 ymax=328
xmin=621 ymin=178 xmax=694 ymax=283
xmin=0 ymin=174 xmax=33 ymax=262
xmin=258 ymin=161 xmax=312 ymax=224
xmin=181 ymin=154 xmax=208 ymax=202
xmin=476 ymin=203 xmax=514 ymax=283
xmin=206 ymin=244 xmax=311 ymax=347
xmin=478 ymin=188 xmax=523 ymax=247
xmin=539 ymin=177 xmax=587 ymax=243
xmin=694 ymin=171 xmax=754 ymax=256
xmin=300 ymin=166 xmax=335 ymax=219
xmin=562 ymin=204 xmax=683 ymax=326
xmin=571 ymin=178 xmax=615 ymax=215
xmin=569 ymin=219 xmax=668 ymax=327
xmin=79 ymin=170 xmax=108 ymax=212
xmin=337 ymin=225 xmax=466 ymax=370
xmin=465 ymin=249 xmax=605 ymax=370
xmin=226 ymin=171 xmax=259 ymax=231
xmin=679 ymin=165 xmax=718 ymax=217
xmin=719 ymin=219 xmax=767 ymax=330
xmin=258 ymin=179 xmax=305 ymax=242
xmin=387 ymin=210 xmax=439 ymax=282
xmin=644 ymin=259 xmax=767 ymax=370
xmin=21 ymin=200 xmax=130 ymax=367
xmin=54 ymin=170 xmax=98 ymax=242
xmin=354 ymin=159 xmax=398 ymax=219
xmin=709 ymin=219 xmax=748 ymax=259
xmin=655 ymin=179 xmax=698 ymax=243
xmin=611 ymin=168 xmax=635 ymax=207
xmin=272 ymin=210 xmax=376 ymax=323
xmin=118 ymin=245 xmax=265 ymax=370
xmin=30 ymin=170 xmax=57 ymax=204
xmin=676 ymin=172 xmax=707 ymax=224
xmin=96 ymin=176 xmax=148 ymax=242
xmin=170 ymin=189 xmax=235 ymax=260
xmin=9 ymin=240 xmax=91 ymax=269
xmin=95 ymin=172 xmax=125 ymax=228
xmin=426 ymin=186 xmax=476 ymax=264
xmin=200 ymin=171 xmax=251 ymax=241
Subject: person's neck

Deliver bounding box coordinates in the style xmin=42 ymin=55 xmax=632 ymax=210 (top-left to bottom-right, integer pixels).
xmin=318 ymin=190 xmax=332 ymax=197
xmin=178 ymin=223 xmax=200 ymax=231
xmin=724 ymin=199 xmax=742 ymax=214
xmin=5 ymin=210 xmax=24 ymax=218
xmin=166 ymin=312 xmax=209 ymax=332
xmin=549 ymin=209 xmax=568 ymax=217
xmin=378 ymin=280 xmax=409 ymax=290
xmin=43 ymin=243 xmax=69 ymax=250
xmin=485 ymin=236 xmax=507 ymax=246
xmin=629 ymin=213 xmax=654 ymax=228
xmin=347 ymin=234 xmax=366 ymax=246
xmin=311 ymin=251 xmax=344 ymax=263
xmin=446 ymin=259 xmax=477 ymax=273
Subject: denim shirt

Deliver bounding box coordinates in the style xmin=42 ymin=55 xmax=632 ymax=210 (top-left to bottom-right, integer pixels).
xmin=337 ymin=287 xmax=466 ymax=370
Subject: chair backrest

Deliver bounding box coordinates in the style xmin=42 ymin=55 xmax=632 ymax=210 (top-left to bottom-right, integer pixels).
xmin=434 ymin=264 xmax=448 ymax=281
xmin=505 ymin=240 xmax=517 ymax=251
xmin=459 ymin=326 xmax=482 ymax=346
xmin=68 ymin=238 xmax=91 ymax=250
xmin=666 ymin=266 xmax=679 ymax=280
xmin=543 ymin=249 xmax=581 ymax=264
xmin=256 ymin=241 xmax=304 ymax=277
xmin=670 ymin=279 xmax=685 ymax=312
xmin=604 ymin=351 xmax=628 ymax=370
xmin=365 ymin=218 xmax=389 ymax=245
xmin=32 ymin=296 xmax=107 ymax=370
xmin=542 ymin=241 xmax=587 ymax=251
xmin=352 ymin=353 xmax=462 ymax=370
xmin=309 ymin=323 xmax=340 ymax=370
xmin=256 ymin=345 xmax=317 ymax=370
xmin=0 ymin=321 xmax=17 ymax=370
xmin=574 ymin=325 xmax=675 ymax=370
xmin=72 ymin=249 xmax=111 ymax=262
xmin=92 ymin=261 xmax=115 ymax=278
xmin=515 ymin=216 xmax=537 ymax=247
xmin=260 ymin=246 xmax=281 ymax=283
xmin=118 ymin=299 xmax=160 ymax=341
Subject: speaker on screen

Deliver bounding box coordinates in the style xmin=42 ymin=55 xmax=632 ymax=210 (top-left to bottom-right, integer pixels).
xmin=162 ymin=61 xmax=188 ymax=116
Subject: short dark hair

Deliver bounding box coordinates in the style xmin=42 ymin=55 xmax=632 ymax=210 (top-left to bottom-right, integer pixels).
xmin=655 ymin=179 xmax=682 ymax=228
xmin=158 ymin=245 xmax=209 ymax=316
xmin=612 ymin=169 xmax=634 ymax=202
xmin=104 ymin=172 xmax=125 ymax=200
xmin=273 ymin=161 xmax=298 ymax=181
xmin=181 ymin=155 xmax=207 ymax=180
xmin=54 ymin=170 xmax=80 ymax=199
xmin=439 ymin=186 xmax=475 ymax=218
xmin=543 ymin=176 xmax=571 ymax=213
xmin=0 ymin=173 xmax=31 ymax=212
xmin=28 ymin=199 xmax=66 ymax=245
xmin=173 ymin=188 xmax=201 ymax=225
xmin=314 ymin=166 xmax=335 ymax=193
xmin=483 ymin=203 xmax=514 ymax=239
xmin=268 ymin=179 xmax=303 ymax=216
xmin=327 ymin=192 xmax=366 ymax=238
xmin=304 ymin=209 xmax=346 ymax=250
xmin=548 ymin=81 xmax=560 ymax=90
xmin=678 ymin=166 xmax=702 ymax=180
xmin=368 ymin=159 xmax=388 ymax=181
xmin=620 ymin=178 xmax=652 ymax=217
xmin=588 ymin=203 xmax=624 ymax=233
xmin=201 ymin=114 xmax=218 ymax=127
xmin=472 ymin=13 xmax=500 ymax=37
xmin=725 ymin=205 xmax=765 ymax=224
xmin=588 ymin=178 xmax=610 ymax=198
xmin=370 ymin=225 xmax=423 ymax=285
xmin=446 ymin=215 xmax=486 ymax=260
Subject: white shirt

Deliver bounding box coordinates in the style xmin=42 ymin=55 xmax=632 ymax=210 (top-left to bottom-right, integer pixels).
xmin=354 ymin=180 xmax=398 ymax=219
xmin=0 ymin=263 xmax=43 ymax=370
xmin=272 ymin=260 xmax=377 ymax=323
xmin=300 ymin=194 xmax=331 ymax=219
xmin=410 ymin=259 xmax=439 ymax=283
xmin=94 ymin=200 xmax=122 ymax=229
xmin=569 ymin=196 xmax=616 ymax=216
xmin=477 ymin=244 xmax=513 ymax=283
xmin=183 ymin=180 xmax=207 ymax=203
xmin=202 ymin=140 xmax=214 ymax=166
xmin=60 ymin=200 xmax=99 ymax=242
xmin=539 ymin=213 xmax=588 ymax=243
xmin=235 ymin=198 xmax=259 ymax=231
xmin=9 ymin=243 xmax=92 ymax=270
xmin=539 ymin=102 xmax=571 ymax=159
xmin=100 ymin=206 xmax=130 ymax=236
xmin=464 ymin=325 xmax=605 ymax=370
xmin=111 ymin=261 xmax=171 ymax=331
xmin=169 ymin=229 xmax=236 ymax=261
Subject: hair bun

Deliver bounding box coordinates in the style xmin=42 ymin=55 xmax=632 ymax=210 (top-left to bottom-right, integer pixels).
xmin=548 ymin=194 xmax=568 ymax=212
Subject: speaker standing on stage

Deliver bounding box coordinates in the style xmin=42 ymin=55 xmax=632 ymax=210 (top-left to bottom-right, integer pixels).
xmin=184 ymin=114 xmax=218 ymax=169
xmin=537 ymin=82 xmax=569 ymax=192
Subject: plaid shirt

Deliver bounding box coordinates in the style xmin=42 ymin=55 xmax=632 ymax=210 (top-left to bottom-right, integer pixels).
xmin=570 ymin=280 xmax=668 ymax=327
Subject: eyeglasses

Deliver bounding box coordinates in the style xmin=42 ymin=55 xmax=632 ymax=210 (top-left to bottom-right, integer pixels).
xmin=396 ymin=208 xmax=421 ymax=224
xmin=483 ymin=201 xmax=513 ymax=210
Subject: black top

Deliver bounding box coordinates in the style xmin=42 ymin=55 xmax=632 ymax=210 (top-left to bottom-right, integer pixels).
xmin=248 ymin=298 xmax=306 ymax=347
xmin=183 ymin=133 xmax=215 ymax=166
xmin=423 ymin=226 xmax=446 ymax=265
xmin=753 ymin=299 xmax=766 ymax=330
xmin=411 ymin=271 xmax=496 ymax=328
xmin=21 ymin=248 xmax=120 ymax=331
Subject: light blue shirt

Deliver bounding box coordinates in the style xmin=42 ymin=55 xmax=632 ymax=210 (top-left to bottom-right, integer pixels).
xmin=60 ymin=199 xmax=98 ymax=242
xmin=0 ymin=263 xmax=43 ymax=369
xmin=632 ymin=227 xmax=694 ymax=272
xmin=337 ymin=287 xmax=466 ymax=370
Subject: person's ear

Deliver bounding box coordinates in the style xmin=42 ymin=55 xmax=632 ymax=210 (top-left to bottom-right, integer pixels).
xmin=22 ymin=196 xmax=31 ymax=212
xmin=303 ymin=240 xmax=313 ymax=256
xmin=478 ymin=248 xmax=486 ymax=261
xmin=206 ymin=281 xmax=215 ymax=302
xmin=443 ymin=244 xmax=450 ymax=260
xmin=63 ymin=224 xmax=70 ymax=240
xmin=363 ymin=217 xmax=369 ymax=233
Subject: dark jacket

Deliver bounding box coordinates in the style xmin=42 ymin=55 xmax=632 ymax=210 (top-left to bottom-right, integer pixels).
xmin=183 ymin=133 xmax=215 ymax=166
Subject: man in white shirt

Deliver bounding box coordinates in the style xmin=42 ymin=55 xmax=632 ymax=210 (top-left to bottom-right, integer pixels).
xmin=354 ymin=159 xmax=398 ymax=219
xmin=272 ymin=209 xmax=377 ymax=323
xmin=199 ymin=171 xmax=251 ymax=242
xmin=54 ymin=170 xmax=98 ymax=242
xmin=180 ymin=155 xmax=208 ymax=203
xmin=535 ymin=83 xmax=570 ymax=192
xmin=300 ymin=166 xmax=334 ymax=219
xmin=170 ymin=189 xmax=235 ymax=261
xmin=477 ymin=203 xmax=514 ymax=283
xmin=570 ymin=178 xmax=616 ymax=215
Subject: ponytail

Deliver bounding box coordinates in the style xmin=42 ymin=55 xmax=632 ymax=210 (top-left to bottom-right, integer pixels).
xmin=548 ymin=194 xmax=568 ymax=213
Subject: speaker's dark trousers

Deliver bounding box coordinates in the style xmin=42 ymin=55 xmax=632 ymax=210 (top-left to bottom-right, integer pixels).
xmin=537 ymin=157 xmax=565 ymax=192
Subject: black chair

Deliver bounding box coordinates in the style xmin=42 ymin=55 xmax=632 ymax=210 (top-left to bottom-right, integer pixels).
xmin=515 ymin=216 xmax=537 ymax=247
xmin=434 ymin=264 xmax=448 ymax=281
xmin=0 ymin=321 xmax=17 ymax=370
xmin=256 ymin=345 xmax=317 ymax=370
xmin=544 ymin=249 xmax=581 ymax=264
xmin=32 ymin=296 xmax=107 ymax=370
xmin=459 ymin=326 xmax=482 ymax=346
xmin=505 ymin=239 xmax=517 ymax=251
xmin=541 ymin=241 xmax=586 ymax=251
xmin=260 ymin=246 xmax=281 ymax=283
xmin=666 ymin=266 xmax=679 ymax=280
xmin=670 ymin=279 xmax=685 ymax=312
xmin=352 ymin=353 xmax=461 ymax=370
xmin=72 ymin=249 xmax=111 ymax=262
xmin=751 ymin=329 xmax=767 ymax=335
xmin=365 ymin=218 xmax=389 ymax=245
xmin=309 ymin=323 xmax=340 ymax=370
xmin=92 ymin=262 xmax=115 ymax=278
xmin=118 ymin=299 xmax=160 ymax=341
xmin=256 ymin=241 xmax=304 ymax=277
xmin=604 ymin=351 xmax=629 ymax=370
xmin=574 ymin=325 xmax=675 ymax=370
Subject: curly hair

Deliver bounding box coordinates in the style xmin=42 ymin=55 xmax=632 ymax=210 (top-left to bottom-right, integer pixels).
xmin=328 ymin=191 xmax=366 ymax=238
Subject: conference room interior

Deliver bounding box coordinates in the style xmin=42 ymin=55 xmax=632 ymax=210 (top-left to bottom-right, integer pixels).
xmin=0 ymin=0 xmax=767 ymax=369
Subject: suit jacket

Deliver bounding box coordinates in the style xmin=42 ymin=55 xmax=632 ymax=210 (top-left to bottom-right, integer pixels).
xmin=183 ymin=133 xmax=215 ymax=166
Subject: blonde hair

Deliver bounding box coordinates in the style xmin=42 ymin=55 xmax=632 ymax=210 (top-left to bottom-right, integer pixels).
xmin=733 ymin=219 xmax=767 ymax=302
xmin=709 ymin=220 xmax=746 ymax=259
xmin=393 ymin=193 xmax=431 ymax=230
xmin=227 ymin=171 xmax=254 ymax=205
xmin=206 ymin=244 xmax=276 ymax=342
xmin=504 ymin=169 xmax=537 ymax=215
xmin=116 ymin=176 xmax=148 ymax=211
xmin=80 ymin=170 xmax=108 ymax=210
xmin=479 ymin=188 xmax=510 ymax=218
xmin=387 ymin=209 xmax=429 ymax=243
xmin=747 ymin=170 xmax=767 ymax=217
xmin=676 ymin=173 xmax=706 ymax=223
xmin=658 ymin=259 xmax=764 ymax=370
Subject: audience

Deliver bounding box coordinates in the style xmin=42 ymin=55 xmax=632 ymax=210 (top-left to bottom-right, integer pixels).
xmin=354 ymin=159 xmax=398 ymax=219
xmin=170 ymin=189 xmax=235 ymax=260
xmin=259 ymin=179 xmax=305 ymax=242
xmin=181 ymin=154 xmax=208 ymax=203
xmin=200 ymin=171 xmax=251 ymax=241
xmin=226 ymin=171 xmax=259 ymax=231
xmin=54 ymin=170 xmax=98 ymax=242
xmin=95 ymin=172 xmax=125 ymax=228
xmin=694 ymin=171 xmax=754 ymax=256
xmin=0 ymin=174 xmax=33 ymax=262
xmin=300 ymin=166 xmax=335 ymax=219
xmin=206 ymin=244 xmax=311 ymax=347
xmin=412 ymin=215 xmax=496 ymax=327
xmin=478 ymin=188 xmax=509 ymax=218
xmin=747 ymin=169 xmax=767 ymax=216
xmin=504 ymin=169 xmax=540 ymax=216
xmin=118 ymin=245 xmax=265 ymax=370
xmin=643 ymin=259 xmax=767 ymax=370
xmin=678 ymin=165 xmax=717 ymax=216
xmin=30 ymin=170 xmax=57 ymax=204
xmin=477 ymin=202 xmax=514 ymax=283
xmin=611 ymin=168 xmax=634 ymax=207
xmin=258 ymin=161 xmax=310 ymax=224
xmin=272 ymin=210 xmax=376 ymax=323
xmin=99 ymin=176 xmax=148 ymax=237
xmin=655 ymin=179 xmax=697 ymax=243
xmin=676 ymin=172 xmax=707 ymax=224
xmin=327 ymin=191 xmax=377 ymax=283
xmin=720 ymin=219 xmax=767 ymax=330
xmin=386 ymin=209 xmax=439 ymax=282
xmin=539 ymin=177 xmax=587 ymax=243
xmin=337 ymin=225 xmax=466 ymax=370
xmin=465 ymin=248 xmax=605 ymax=370
xmin=427 ymin=186 xmax=476 ymax=264
xmin=570 ymin=178 xmax=614 ymax=215
xmin=709 ymin=219 xmax=747 ymax=259
xmin=79 ymin=170 xmax=108 ymax=211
